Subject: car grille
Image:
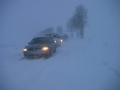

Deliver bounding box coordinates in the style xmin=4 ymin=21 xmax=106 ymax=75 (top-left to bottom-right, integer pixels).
xmin=28 ymin=48 xmax=40 ymax=51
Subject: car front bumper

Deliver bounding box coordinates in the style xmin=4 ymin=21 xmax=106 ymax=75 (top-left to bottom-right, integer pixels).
xmin=23 ymin=50 xmax=50 ymax=57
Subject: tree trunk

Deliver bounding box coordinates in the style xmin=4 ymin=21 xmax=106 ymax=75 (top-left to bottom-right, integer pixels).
xmin=81 ymin=29 xmax=84 ymax=39
xmin=71 ymin=29 xmax=73 ymax=38
xmin=77 ymin=28 xmax=79 ymax=38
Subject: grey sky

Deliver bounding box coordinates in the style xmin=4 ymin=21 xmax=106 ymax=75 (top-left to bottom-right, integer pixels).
xmin=0 ymin=0 xmax=120 ymax=44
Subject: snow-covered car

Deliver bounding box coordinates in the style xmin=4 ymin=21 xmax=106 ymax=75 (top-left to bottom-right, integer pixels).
xmin=45 ymin=33 xmax=62 ymax=46
xmin=23 ymin=37 xmax=56 ymax=57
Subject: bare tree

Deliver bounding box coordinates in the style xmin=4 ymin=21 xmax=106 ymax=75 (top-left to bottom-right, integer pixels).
xmin=67 ymin=4 xmax=87 ymax=38
xmin=67 ymin=17 xmax=76 ymax=37
xmin=74 ymin=4 xmax=87 ymax=38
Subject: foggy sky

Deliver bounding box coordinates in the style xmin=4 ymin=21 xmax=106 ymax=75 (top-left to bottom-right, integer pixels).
xmin=0 ymin=0 xmax=120 ymax=45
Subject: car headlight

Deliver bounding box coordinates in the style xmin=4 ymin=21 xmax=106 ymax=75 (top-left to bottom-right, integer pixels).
xmin=23 ymin=48 xmax=27 ymax=52
xmin=54 ymin=40 xmax=57 ymax=43
xmin=60 ymin=39 xmax=63 ymax=42
xmin=42 ymin=47 xmax=49 ymax=51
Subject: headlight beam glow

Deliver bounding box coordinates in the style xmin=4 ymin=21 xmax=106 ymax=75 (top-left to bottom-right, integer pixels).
xmin=60 ymin=39 xmax=63 ymax=42
xmin=42 ymin=47 xmax=49 ymax=51
xmin=23 ymin=48 xmax=27 ymax=52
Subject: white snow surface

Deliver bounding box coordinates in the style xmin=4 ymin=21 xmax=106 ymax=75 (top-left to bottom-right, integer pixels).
xmin=0 ymin=37 xmax=120 ymax=90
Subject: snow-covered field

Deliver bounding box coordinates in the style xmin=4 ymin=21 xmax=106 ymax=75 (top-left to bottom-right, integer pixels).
xmin=1 ymin=0 xmax=120 ymax=90
xmin=0 ymin=37 xmax=120 ymax=90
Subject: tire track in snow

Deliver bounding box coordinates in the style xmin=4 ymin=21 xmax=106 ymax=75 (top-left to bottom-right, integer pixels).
xmin=102 ymin=62 xmax=120 ymax=77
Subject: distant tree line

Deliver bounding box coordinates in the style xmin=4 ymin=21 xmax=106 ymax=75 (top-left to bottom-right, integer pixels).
xmin=38 ymin=26 xmax=64 ymax=36
xmin=67 ymin=4 xmax=88 ymax=39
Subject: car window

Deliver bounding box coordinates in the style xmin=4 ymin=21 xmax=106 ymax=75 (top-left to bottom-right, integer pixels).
xmin=30 ymin=38 xmax=48 ymax=44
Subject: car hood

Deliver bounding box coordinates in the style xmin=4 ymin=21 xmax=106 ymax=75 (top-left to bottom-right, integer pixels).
xmin=25 ymin=44 xmax=49 ymax=49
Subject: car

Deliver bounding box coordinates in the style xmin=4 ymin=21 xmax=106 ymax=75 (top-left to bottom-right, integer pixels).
xmin=23 ymin=37 xmax=56 ymax=58
xmin=45 ymin=33 xmax=62 ymax=47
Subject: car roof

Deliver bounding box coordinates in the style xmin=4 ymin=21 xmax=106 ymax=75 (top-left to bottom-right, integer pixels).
xmin=33 ymin=36 xmax=50 ymax=39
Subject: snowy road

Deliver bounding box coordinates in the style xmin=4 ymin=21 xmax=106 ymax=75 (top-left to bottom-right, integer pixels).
xmin=0 ymin=38 xmax=120 ymax=90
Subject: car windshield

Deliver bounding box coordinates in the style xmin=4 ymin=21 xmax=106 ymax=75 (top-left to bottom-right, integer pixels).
xmin=45 ymin=34 xmax=52 ymax=37
xmin=53 ymin=35 xmax=58 ymax=38
xmin=29 ymin=38 xmax=48 ymax=44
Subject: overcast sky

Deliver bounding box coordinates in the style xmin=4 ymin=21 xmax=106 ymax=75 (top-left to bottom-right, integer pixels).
xmin=0 ymin=0 xmax=120 ymax=45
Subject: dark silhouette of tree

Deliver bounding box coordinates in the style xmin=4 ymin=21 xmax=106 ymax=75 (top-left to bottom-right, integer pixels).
xmin=67 ymin=16 xmax=76 ymax=37
xmin=67 ymin=4 xmax=88 ymax=38
xmin=75 ymin=4 xmax=87 ymax=38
